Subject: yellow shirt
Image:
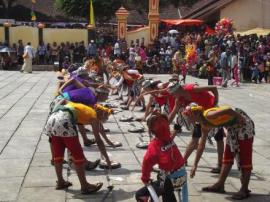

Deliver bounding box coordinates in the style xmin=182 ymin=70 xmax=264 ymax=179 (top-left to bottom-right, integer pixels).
xmin=67 ymin=102 xmax=97 ymax=125
xmin=203 ymin=106 xmax=236 ymax=127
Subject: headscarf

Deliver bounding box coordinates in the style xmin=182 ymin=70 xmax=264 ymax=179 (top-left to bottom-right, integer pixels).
xmin=95 ymin=104 xmax=113 ymax=115
xmin=147 ymin=113 xmax=171 ymax=142
xmin=182 ymin=103 xmax=203 ymax=116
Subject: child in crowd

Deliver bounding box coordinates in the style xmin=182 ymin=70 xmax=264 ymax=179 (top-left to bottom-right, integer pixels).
xmin=231 ymin=63 xmax=240 ymax=87
xmin=251 ymin=63 xmax=259 ymax=83
xmin=181 ymin=59 xmax=187 ymax=84
xmin=206 ymin=61 xmax=215 ymax=85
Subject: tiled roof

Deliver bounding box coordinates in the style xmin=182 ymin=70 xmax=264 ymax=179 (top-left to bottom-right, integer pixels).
xmin=181 ymin=0 xmax=234 ymax=19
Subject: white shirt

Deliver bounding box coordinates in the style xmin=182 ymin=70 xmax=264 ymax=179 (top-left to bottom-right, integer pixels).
xmin=24 ymin=45 xmax=34 ymax=59
xmin=114 ymin=42 xmax=120 ymax=55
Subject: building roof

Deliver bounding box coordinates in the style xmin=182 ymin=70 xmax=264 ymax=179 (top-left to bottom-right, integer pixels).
xmin=181 ymin=0 xmax=234 ymax=19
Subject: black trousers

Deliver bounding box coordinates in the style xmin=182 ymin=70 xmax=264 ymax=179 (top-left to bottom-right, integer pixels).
xmin=135 ymin=177 xmax=177 ymax=202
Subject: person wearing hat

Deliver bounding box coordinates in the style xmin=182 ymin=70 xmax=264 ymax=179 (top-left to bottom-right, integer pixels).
xmin=135 ymin=112 xmax=186 ymax=202
xmin=167 ymin=82 xmax=224 ymax=174
xmin=182 ymin=103 xmax=254 ymax=200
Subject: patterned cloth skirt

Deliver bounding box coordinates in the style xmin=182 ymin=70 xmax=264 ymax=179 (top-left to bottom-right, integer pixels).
xmin=44 ymin=110 xmax=78 ymax=137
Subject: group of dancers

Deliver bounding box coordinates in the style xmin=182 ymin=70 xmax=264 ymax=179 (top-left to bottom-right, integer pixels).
xmin=43 ymin=55 xmax=255 ymax=201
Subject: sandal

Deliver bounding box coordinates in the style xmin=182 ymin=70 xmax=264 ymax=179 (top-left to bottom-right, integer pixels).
xmin=84 ymin=139 xmax=96 ymax=147
xmin=99 ymin=160 xmax=121 ymax=169
xmin=81 ymin=182 xmax=103 ymax=195
xmin=103 ymin=128 xmax=110 ymax=132
xmin=110 ymin=141 xmax=122 ymax=148
xmin=232 ymin=190 xmax=250 ymax=200
xmin=85 ymin=159 xmax=100 ymax=171
xmin=202 ymin=185 xmax=225 ymax=193
xmin=56 ymin=181 xmax=72 ymax=190
xmin=121 ymin=106 xmax=129 ymax=110
xmin=210 ymin=167 xmax=221 ymax=174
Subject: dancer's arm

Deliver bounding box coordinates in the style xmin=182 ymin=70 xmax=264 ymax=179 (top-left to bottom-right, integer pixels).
xmin=99 ymin=122 xmax=115 ymax=148
xmin=91 ymin=120 xmax=111 ymax=167
xmin=190 ymin=127 xmax=210 ymax=178
xmin=168 ymin=99 xmax=180 ymax=123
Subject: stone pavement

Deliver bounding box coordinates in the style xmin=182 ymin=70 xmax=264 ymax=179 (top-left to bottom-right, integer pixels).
xmin=0 ymin=71 xmax=269 ymax=202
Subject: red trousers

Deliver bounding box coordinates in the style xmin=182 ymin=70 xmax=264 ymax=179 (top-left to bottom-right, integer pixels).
xmin=223 ymin=138 xmax=253 ymax=171
xmin=51 ymin=136 xmax=85 ymax=165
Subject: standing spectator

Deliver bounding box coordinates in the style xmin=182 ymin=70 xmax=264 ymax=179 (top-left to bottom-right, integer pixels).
xmin=220 ymin=49 xmax=231 ymax=87
xmin=51 ymin=42 xmax=59 ymax=64
xmin=46 ymin=43 xmax=52 ymax=64
xmin=264 ymin=53 xmax=270 ymax=83
xmin=172 ymin=49 xmax=183 ymax=74
xmin=251 ymin=63 xmax=259 ymax=83
xmin=73 ymin=42 xmax=80 ymax=63
xmin=128 ymin=46 xmax=136 ymax=69
xmin=181 ymin=59 xmax=187 ymax=84
xmin=17 ymin=40 xmax=24 ymax=65
xmin=69 ymin=43 xmax=75 ymax=63
xmin=21 ymin=42 xmax=34 ymax=73
xmin=59 ymin=43 xmax=65 ymax=71
xmin=231 ymin=63 xmax=240 ymax=87
xmin=37 ymin=41 xmax=47 ymax=65
xmin=206 ymin=61 xmax=215 ymax=85
xmin=79 ymin=41 xmax=86 ymax=62
xmin=87 ymin=40 xmax=97 ymax=58
xmin=121 ymin=39 xmax=128 ymax=59
xmin=113 ymin=40 xmax=121 ymax=58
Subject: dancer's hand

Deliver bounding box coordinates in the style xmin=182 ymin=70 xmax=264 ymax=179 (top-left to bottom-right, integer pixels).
xmin=190 ymin=165 xmax=197 ymax=178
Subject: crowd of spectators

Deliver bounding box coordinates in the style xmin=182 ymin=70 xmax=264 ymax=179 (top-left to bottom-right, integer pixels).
xmin=1 ymin=30 xmax=270 ymax=85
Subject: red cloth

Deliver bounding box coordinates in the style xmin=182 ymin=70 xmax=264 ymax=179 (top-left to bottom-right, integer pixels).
xmin=141 ymin=118 xmax=184 ymax=183
xmin=223 ymin=138 xmax=253 ymax=171
xmin=161 ymin=19 xmax=204 ymax=26
xmin=123 ymin=71 xmax=142 ymax=87
xmin=178 ymin=84 xmax=215 ymax=110
xmin=153 ymin=92 xmax=175 ymax=113
xmin=52 ymin=136 xmax=85 ymax=165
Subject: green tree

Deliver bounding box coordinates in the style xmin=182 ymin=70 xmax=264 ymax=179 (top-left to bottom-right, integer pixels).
xmin=55 ymin=0 xmax=199 ymax=22
xmin=0 ymin=0 xmax=18 ymax=17
xmin=55 ymin=0 xmax=133 ymax=22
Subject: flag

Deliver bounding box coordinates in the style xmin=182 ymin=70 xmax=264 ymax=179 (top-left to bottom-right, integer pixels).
xmin=90 ymin=0 xmax=95 ymax=27
xmin=31 ymin=11 xmax=36 ymax=21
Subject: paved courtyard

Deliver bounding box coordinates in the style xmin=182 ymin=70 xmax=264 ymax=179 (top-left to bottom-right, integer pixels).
xmin=0 ymin=71 xmax=270 ymax=202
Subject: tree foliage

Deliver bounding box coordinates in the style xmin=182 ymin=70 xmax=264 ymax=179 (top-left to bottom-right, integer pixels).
xmin=55 ymin=0 xmax=199 ymax=22
xmin=0 ymin=0 xmax=18 ymax=17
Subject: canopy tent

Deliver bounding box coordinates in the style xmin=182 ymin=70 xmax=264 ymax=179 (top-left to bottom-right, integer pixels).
xmin=236 ymin=28 xmax=270 ymax=36
xmin=160 ymin=19 xmax=204 ymax=26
